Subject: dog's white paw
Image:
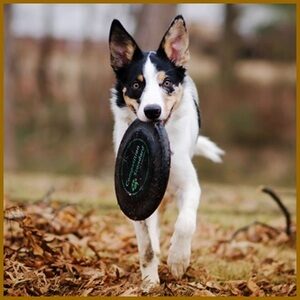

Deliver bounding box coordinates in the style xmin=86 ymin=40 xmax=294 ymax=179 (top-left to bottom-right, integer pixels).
xmin=140 ymin=261 xmax=160 ymax=292
xmin=167 ymin=243 xmax=190 ymax=279
xmin=141 ymin=275 xmax=160 ymax=293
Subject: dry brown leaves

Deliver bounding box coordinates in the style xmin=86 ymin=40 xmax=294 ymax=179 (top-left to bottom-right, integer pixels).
xmin=4 ymin=198 xmax=296 ymax=296
xmin=207 ymin=221 xmax=296 ymax=296
xmin=4 ymin=200 xmax=141 ymax=296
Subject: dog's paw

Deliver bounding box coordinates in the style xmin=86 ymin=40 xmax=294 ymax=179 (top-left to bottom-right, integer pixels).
xmin=167 ymin=244 xmax=190 ymax=279
xmin=140 ymin=256 xmax=160 ymax=292
xmin=141 ymin=276 xmax=160 ymax=293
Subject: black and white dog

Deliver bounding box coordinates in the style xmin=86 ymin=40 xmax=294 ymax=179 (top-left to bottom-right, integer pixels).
xmin=109 ymin=15 xmax=224 ymax=289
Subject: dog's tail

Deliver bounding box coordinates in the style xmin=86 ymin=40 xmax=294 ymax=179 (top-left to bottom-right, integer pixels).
xmin=194 ymin=136 xmax=225 ymax=163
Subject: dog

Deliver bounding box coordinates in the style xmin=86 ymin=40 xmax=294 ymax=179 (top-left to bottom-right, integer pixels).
xmin=109 ymin=15 xmax=224 ymax=290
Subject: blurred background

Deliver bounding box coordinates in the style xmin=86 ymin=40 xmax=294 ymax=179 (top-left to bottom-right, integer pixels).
xmin=4 ymin=4 xmax=296 ymax=187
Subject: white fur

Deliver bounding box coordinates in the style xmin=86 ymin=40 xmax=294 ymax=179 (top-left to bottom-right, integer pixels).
xmin=137 ymin=57 xmax=166 ymax=122
xmin=110 ymin=57 xmax=224 ymax=288
xmin=195 ymin=136 xmax=225 ymax=163
xmin=133 ymin=211 xmax=160 ymax=290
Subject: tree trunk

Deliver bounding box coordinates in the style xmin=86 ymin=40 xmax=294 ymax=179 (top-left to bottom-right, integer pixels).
xmin=134 ymin=4 xmax=178 ymax=50
xmin=219 ymin=4 xmax=240 ymax=84
xmin=37 ymin=5 xmax=54 ymax=102
xmin=4 ymin=4 xmax=17 ymax=170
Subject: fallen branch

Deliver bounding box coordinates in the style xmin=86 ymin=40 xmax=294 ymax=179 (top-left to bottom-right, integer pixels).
xmin=261 ymin=186 xmax=292 ymax=236
xmin=229 ymin=221 xmax=280 ymax=242
xmin=228 ymin=186 xmax=292 ymax=242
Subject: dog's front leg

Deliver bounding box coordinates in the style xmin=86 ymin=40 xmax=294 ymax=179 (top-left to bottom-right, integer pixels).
xmin=133 ymin=210 xmax=160 ymax=291
xmin=114 ymin=119 xmax=160 ymax=290
xmin=167 ymin=156 xmax=201 ymax=279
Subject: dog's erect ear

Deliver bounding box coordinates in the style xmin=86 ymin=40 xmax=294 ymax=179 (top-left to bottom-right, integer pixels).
xmin=109 ymin=19 xmax=142 ymax=71
xmin=157 ymin=15 xmax=189 ymax=68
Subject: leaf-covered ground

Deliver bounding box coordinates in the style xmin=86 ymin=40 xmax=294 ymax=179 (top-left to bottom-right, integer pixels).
xmin=4 ymin=173 xmax=296 ymax=296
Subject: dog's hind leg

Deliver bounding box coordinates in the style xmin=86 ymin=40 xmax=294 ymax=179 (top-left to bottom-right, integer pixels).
xmin=167 ymin=157 xmax=201 ymax=279
xmin=133 ymin=210 xmax=160 ymax=290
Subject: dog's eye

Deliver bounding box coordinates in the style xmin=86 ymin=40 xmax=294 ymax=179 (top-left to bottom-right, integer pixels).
xmin=162 ymin=79 xmax=172 ymax=88
xmin=132 ymin=82 xmax=140 ymax=90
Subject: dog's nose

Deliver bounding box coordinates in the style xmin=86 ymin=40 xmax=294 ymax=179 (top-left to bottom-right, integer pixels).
xmin=144 ymin=104 xmax=161 ymax=120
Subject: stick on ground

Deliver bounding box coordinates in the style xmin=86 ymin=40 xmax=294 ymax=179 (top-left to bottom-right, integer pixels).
xmin=261 ymin=186 xmax=291 ymax=236
xmin=228 ymin=186 xmax=292 ymax=241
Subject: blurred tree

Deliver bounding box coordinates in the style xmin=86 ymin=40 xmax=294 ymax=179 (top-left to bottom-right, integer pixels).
xmin=37 ymin=5 xmax=54 ymax=102
xmin=253 ymin=4 xmax=296 ymax=62
xmin=270 ymin=4 xmax=295 ymax=22
xmin=38 ymin=5 xmax=87 ymax=136
xmin=4 ymin=4 xmax=16 ymax=170
xmin=134 ymin=4 xmax=177 ymax=50
xmin=219 ymin=4 xmax=241 ymax=84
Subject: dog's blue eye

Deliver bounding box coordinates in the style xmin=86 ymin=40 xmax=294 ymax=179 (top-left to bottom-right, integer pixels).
xmin=132 ymin=82 xmax=140 ymax=90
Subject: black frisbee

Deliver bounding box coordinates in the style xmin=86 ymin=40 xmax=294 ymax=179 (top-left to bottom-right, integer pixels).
xmin=114 ymin=119 xmax=171 ymax=221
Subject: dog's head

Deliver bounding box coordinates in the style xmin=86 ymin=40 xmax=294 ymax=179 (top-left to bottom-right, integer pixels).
xmin=109 ymin=15 xmax=189 ymax=123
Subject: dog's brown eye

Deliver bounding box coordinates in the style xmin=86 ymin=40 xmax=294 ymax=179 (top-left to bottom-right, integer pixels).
xmin=163 ymin=79 xmax=172 ymax=88
xmin=132 ymin=82 xmax=140 ymax=90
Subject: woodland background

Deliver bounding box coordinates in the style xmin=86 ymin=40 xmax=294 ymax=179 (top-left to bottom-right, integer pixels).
xmin=4 ymin=3 xmax=296 ymax=186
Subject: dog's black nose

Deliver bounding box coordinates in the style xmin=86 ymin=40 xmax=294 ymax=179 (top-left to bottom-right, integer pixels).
xmin=144 ymin=104 xmax=161 ymax=120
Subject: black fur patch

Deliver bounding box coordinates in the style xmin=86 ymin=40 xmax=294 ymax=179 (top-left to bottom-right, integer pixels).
xmin=193 ymin=97 xmax=201 ymax=130
xmin=114 ymin=53 xmax=148 ymax=107
xmin=149 ymin=52 xmax=186 ymax=88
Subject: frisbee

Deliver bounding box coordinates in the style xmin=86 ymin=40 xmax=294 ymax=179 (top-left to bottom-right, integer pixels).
xmin=114 ymin=119 xmax=171 ymax=221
